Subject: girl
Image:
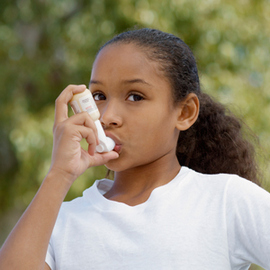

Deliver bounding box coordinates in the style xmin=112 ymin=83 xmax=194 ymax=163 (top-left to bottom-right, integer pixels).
xmin=1 ymin=28 xmax=270 ymax=270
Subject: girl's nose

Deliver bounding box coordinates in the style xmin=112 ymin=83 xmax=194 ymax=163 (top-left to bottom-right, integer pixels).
xmin=99 ymin=101 xmax=122 ymax=129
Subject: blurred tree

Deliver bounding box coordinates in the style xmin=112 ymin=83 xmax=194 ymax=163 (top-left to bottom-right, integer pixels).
xmin=0 ymin=2 xmax=269 ymax=268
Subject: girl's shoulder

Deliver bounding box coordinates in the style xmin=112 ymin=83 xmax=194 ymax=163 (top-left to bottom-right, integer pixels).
xmin=180 ymin=166 xmax=269 ymax=201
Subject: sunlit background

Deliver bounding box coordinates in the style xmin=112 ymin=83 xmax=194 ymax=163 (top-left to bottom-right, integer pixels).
xmin=0 ymin=1 xmax=269 ymax=269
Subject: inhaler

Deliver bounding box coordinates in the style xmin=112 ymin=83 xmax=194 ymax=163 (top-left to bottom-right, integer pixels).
xmin=69 ymin=89 xmax=115 ymax=153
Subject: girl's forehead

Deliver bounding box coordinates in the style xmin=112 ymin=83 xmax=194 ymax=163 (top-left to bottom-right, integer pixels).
xmin=92 ymin=43 xmax=164 ymax=79
xmin=95 ymin=43 xmax=146 ymax=63
xmin=90 ymin=43 xmax=173 ymax=99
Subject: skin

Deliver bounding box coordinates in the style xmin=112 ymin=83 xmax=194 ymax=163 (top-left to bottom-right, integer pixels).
xmin=90 ymin=43 xmax=199 ymax=206
xmin=0 ymin=43 xmax=199 ymax=270
xmin=0 ymin=85 xmax=119 ymax=270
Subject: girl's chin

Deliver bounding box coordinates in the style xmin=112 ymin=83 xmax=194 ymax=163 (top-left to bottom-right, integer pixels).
xmin=104 ymin=164 xmax=124 ymax=173
xmin=104 ymin=157 xmax=123 ymax=172
xmin=104 ymin=155 xmax=133 ymax=173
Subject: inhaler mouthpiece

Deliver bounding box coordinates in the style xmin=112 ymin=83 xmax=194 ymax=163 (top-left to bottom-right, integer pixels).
xmin=94 ymin=120 xmax=115 ymax=153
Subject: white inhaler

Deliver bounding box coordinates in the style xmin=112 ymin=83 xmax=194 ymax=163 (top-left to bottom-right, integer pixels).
xmin=69 ymin=89 xmax=115 ymax=153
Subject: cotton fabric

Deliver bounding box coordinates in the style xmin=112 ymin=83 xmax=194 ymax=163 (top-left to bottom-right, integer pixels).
xmin=46 ymin=167 xmax=270 ymax=270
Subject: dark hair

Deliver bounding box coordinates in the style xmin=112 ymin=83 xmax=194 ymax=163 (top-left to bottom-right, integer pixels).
xmin=98 ymin=28 xmax=261 ymax=185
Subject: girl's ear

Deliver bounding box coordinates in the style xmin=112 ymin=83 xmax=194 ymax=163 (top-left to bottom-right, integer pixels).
xmin=176 ymin=93 xmax=199 ymax=131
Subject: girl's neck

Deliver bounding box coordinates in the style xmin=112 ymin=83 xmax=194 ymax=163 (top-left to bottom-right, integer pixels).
xmin=104 ymin=153 xmax=181 ymax=206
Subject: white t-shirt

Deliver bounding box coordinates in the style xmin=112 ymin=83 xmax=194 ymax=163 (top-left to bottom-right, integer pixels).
xmin=45 ymin=167 xmax=270 ymax=270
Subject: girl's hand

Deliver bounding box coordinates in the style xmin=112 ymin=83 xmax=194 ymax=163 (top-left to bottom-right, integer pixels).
xmin=49 ymin=84 xmax=119 ymax=185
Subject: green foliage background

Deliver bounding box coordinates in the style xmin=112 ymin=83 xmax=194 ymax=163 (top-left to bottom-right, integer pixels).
xmin=0 ymin=0 xmax=269 ymax=268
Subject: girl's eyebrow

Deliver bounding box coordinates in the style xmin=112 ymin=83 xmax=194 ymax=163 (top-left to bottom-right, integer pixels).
xmin=89 ymin=78 xmax=152 ymax=87
xmin=89 ymin=80 xmax=103 ymax=85
xmin=122 ymin=79 xmax=152 ymax=86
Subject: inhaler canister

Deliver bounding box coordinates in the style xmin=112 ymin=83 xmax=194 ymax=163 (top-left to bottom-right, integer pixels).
xmin=69 ymin=89 xmax=115 ymax=153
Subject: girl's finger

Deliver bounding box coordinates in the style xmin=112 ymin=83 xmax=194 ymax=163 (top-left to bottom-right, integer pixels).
xmin=75 ymin=126 xmax=98 ymax=155
xmin=67 ymin=112 xmax=99 ymax=145
xmin=54 ymin=84 xmax=86 ymax=125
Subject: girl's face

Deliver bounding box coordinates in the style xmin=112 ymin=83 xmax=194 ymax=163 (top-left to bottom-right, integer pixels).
xmin=89 ymin=43 xmax=181 ymax=172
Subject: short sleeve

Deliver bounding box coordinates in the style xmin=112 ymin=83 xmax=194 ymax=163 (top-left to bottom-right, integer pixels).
xmin=226 ymin=176 xmax=270 ymax=269
xmin=45 ymin=241 xmax=56 ymax=270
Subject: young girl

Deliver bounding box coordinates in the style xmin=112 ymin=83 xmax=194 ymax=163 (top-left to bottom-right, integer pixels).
xmin=1 ymin=28 xmax=270 ymax=270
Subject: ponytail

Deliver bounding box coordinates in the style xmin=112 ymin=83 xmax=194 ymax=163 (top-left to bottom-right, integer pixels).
xmin=177 ymin=93 xmax=261 ymax=185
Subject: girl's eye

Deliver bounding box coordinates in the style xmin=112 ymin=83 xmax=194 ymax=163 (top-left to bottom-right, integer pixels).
xmin=127 ymin=94 xmax=144 ymax=102
xmin=93 ymin=92 xmax=106 ymax=101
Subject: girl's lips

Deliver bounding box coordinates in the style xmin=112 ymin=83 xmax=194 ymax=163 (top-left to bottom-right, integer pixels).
xmin=113 ymin=144 xmax=122 ymax=153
